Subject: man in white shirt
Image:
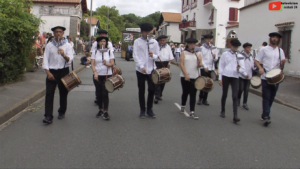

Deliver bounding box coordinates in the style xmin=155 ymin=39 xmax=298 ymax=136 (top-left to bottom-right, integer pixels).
xmin=219 ymin=39 xmax=247 ymax=123
xmin=133 ymin=23 xmax=159 ymax=119
xmin=255 ymin=32 xmax=286 ymax=126
xmin=154 ymin=35 xmax=174 ymax=104
xmin=42 ymin=26 xmax=74 ymax=124
xmin=174 ymin=44 xmax=181 ymax=62
xmin=197 ymin=34 xmax=218 ymax=106
xmin=238 ymin=42 xmax=256 ymax=110
xmin=91 ymin=29 xmax=114 ymax=105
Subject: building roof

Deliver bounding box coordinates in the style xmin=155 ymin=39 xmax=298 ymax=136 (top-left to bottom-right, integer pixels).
xmin=226 ymin=24 xmax=239 ymax=28
xmin=239 ymin=0 xmax=269 ymax=10
xmin=83 ymin=17 xmax=98 ymax=25
xmin=159 ymin=12 xmax=182 ymax=26
xmin=32 ymin=0 xmax=81 ymax=3
xmin=275 ymin=21 xmax=295 ymax=27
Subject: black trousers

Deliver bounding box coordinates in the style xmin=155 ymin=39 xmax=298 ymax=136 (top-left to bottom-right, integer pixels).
xmin=181 ymin=77 xmax=197 ymax=112
xmin=136 ymin=71 xmax=155 ymax=111
xmin=45 ymin=68 xmax=69 ymax=119
xmin=93 ymin=74 xmax=98 ymax=101
xmin=154 ymin=61 xmax=169 ymax=99
xmin=199 ymin=69 xmax=212 ymax=102
xmin=95 ymin=75 xmax=111 ymax=111
xmin=221 ymin=76 xmax=239 ymax=113
xmin=238 ymin=77 xmax=250 ymax=104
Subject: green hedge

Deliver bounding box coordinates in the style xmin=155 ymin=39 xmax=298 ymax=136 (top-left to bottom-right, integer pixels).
xmin=0 ymin=0 xmax=42 ymax=84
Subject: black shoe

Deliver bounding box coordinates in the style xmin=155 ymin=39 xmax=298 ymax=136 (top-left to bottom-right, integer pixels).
xmin=43 ymin=117 xmax=53 ymax=124
xmin=242 ymin=103 xmax=249 ymax=110
xmin=202 ymin=101 xmax=210 ymax=106
xmin=96 ymin=110 xmax=104 ymax=118
xmin=94 ymin=100 xmax=98 ymax=104
xmin=264 ymin=119 xmax=271 ymax=126
xmin=154 ymin=98 xmax=158 ymax=104
xmin=58 ymin=114 xmax=65 ymax=119
xmin=197 ymin=99 xmax=203 ymax=105
xmin=139 ymin=110 xmax=146 ymax=119
xmin=156 ymin=97 xmax=162 ymax=101
xmin=220 ymin=111 xmax=225 ymax=118
xmin=180 ymin=106 xmax=185 ymax=113
xmin=147 ymin=109 xmax=156 ymax=118
xmin=103 ymin=112 xmax=110 ymax=120
xmin=233 ymin=113 xmax=240 ymax=123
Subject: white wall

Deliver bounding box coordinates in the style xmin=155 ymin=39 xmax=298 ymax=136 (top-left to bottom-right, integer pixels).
xmin=167 ymin=22 xmax=181 ymax=42
xmin=238 ymin=0 xmax=300 ymax=76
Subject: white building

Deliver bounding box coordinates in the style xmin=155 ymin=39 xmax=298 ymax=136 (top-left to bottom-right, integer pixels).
xmin=158 ymin=12 xmax=182 ymax=43
xmin=226 ymin=0 xmax=300 ymax=77
xmin=180 ymin=0 xmax=244 ymax=47
xmin=31 ymin=0 xmax=88 ymax=38
xmin=83 ymin=17 xmax=100 ymax=36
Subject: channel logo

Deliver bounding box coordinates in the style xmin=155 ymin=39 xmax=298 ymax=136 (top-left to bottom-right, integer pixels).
xmin=269 ymin=1 xmax=282 ymax=11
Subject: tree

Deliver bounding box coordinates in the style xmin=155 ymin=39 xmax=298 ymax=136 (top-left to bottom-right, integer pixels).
xmin=94 ymin=6 xmax=125 ymax=32
xmin=93 ymin=15 xmax=121 ymax=44
xmin=122 ymin=13 xmax=139 ymax=23
xmin=80 ymin=20 xmax=90 ymax=41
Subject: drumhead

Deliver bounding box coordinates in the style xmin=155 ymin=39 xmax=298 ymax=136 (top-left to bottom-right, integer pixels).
xmin=195 ymin=77 xmax=206 ymax=90
xmin=105 ymin=80 xmax=114 ymax=93
xmin=266 ymin=69 xmax=281 ymax=78
xmin=210 ymin=71 xmax=217 ymax=81
xmin=250 ymin=76 xmax=261 ymax=86
xmin=151 ymin=70 xmax=159 ymax=84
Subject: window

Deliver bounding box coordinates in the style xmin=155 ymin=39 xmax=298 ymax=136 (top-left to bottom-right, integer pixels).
xmin=209 ymin=9 xmax=214 ymax=21
xmin=281 ymin=30 xmax=291 ymax=59
xmin=183 ymin=0 xmax=184 ymax=6
xmin=187 ymin=0 xmax=189 ymax=5
xmin=186 ymin=15 xmax=188 ymax=21
xmin=229 ymin=8 xmax=238 ymax=21
xmin=193 ymin=13 xmax=195 ymax=21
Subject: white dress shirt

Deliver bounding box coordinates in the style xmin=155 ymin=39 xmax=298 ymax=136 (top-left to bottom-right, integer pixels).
xmin=43 ymin=42 xmax=74 ymax=70
xmin=218 ymin=50 xmax=246 ymax=80
xmin=175 ymin=47 xmax=181 ymax=54
xmin=155 ymin=44 xmax=174 ymax=62
xmin=133 ymin=37 xmax=159 ymax=74
xmin=91 ymin=41 xmax=113 ymax=53
xmin=200 ymin=44 xmax=219 ymax=70
xmin=91 ymin=49 xmax=115 ymax=76
xmin=255 ymin=45 xmax=285 ymax=80
xmin=239 ymin=52 xmax=256 ymax=79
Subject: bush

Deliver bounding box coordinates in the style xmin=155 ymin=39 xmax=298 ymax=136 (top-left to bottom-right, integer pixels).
xmin=0 ymin=0 xmax=42 ymax=84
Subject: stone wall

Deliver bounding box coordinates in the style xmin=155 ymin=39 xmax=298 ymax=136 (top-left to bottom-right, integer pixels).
xmin=69 ymin=16 xmax=80 ymax=39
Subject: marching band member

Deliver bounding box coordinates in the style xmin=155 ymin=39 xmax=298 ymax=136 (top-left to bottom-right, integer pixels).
xmin=154 ymin=35 xmax=174 ymax=104
xmin=197 ymin=34 xmax=218 ymax=106
xmin=175 ymin=44 xmax=181 ymax=62
xmin=42 ymin=26 xmax=74 ymax=124
xmin=255 ymin=32 xmax=286 ymax=126
xmin=91 ymin=36 xmax=115 ymax=120
xmin=180 ymin=38 xmax=203 ymax=119
xmin=219 ymin=39 xmax=246 ymax=123
xmin=91 ymin=29 xmax=114 ymax=105
xmin=133 ymin=23 xmax=159 ymax=119
xmin=238 ymin=42 xmax=256 ymax=110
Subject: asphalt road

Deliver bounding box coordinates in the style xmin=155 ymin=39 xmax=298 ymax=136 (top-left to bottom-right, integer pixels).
xmin=1 ymin=53 xmax=300 ymax=168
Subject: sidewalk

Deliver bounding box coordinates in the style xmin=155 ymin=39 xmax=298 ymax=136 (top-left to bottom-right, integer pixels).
xmin=171 ymin=61 xmax=300 ymax=111
xmin=0 ymin=54 xmax=86 ymax=125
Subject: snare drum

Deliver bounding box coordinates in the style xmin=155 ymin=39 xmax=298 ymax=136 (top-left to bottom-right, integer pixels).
xmin=105 ymin=74 xmax=125 ymax=93
xmin=210 ymin=71 xmax=217 ymax=81
xmin=61 ymin=71 xmax=82 ymax=91
xmin=195 ymin=77 xmax=214 ymax=92
xmin=266 ymin=69 xmax=285 ymax=85
xmin=151 ymin=68 xmax=171 ymax=84
xmin=113 ymin=65 xmax=122 ymax=76
xmin=250 ymin=76 xmax=261 ymax=89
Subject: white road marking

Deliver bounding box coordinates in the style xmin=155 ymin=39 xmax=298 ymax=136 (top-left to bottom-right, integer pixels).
xmin=174 ymin=103 xmax=190 ymax=117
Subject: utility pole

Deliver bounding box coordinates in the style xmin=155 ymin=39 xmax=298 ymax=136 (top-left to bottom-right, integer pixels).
xmin=89 ymin=0 xmax=93 ymax=49
xmin=107 ymin=7 xmax=109 ymax=32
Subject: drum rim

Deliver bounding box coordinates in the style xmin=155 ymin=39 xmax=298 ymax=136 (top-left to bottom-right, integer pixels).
xmin=265 ymin=69 xmax=282 ymax=78
xmin=195 ymin=76 xmax=207 ymax=90
xmin=61 ymin=78 xmax=70 ymax=91
xmin=104 ymin=80 xmax=115 ymax=93
xmin=72 ymin=71 xmax=82 ymax=84
xmin=267 ymin=74 xmax=285 ymax=85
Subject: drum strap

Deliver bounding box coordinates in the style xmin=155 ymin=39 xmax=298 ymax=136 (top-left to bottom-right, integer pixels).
xmin=157 ymin=56 xmax=166 ymax=68
xmin=235 ymin=52 xmax=241 ymax=71
xmin=194 ymin=52 xmax=201 ymax=77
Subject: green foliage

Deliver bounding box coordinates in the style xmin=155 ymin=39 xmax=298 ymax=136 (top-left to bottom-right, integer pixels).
xmin=93 ymin=15 xmax=121 ymax=44
xmin=121 ymin=42 xmax=130 ymax=51
xmin=0 ymin=0 xmax=42 ymax=84
xmin=94 ymin=6 xmax=125 ymax=32
xmin=80 ymin=20 xmax=90 ymax=40
xmin=122 ymin=11 xmax=161 ymax=29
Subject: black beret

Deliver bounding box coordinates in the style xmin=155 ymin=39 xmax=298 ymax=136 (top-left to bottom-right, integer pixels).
xmin=230 ymin=39 xmax=242 ymax=47
xmin=51 ymin=26 xmax=66 ymax=31
xmin=269 ymin=32 xmax=282 ymax=38
xmin=97 ymin=29 xmax=108 ymax=34
xmin=203 ymin=34 xmax=213 ymax=39
xmin=185 ymin=38 xmax=198 ymax=43
xmin=243 ymin=42 xmax=252 ymax=48
xmin=140 ymin=23 xmax=153 ymax=32
xmin=157 ymin=35 xmax=168 ymax=40
xmin=96 ymin=36 xmax=108 ymax=42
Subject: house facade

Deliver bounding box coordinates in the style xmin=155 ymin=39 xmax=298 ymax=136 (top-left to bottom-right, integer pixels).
xmin=31 ymin=0 xmax=88 ymax=38
xmin=180 ymin=0 xmax=244 ymax=47
xmin=158 ymin=12 xmax=182 ymax=43
xmin=83 ymin=17 xmax=100 ymax=36
xmin=226 ymin=0 xmax=300 ymax=77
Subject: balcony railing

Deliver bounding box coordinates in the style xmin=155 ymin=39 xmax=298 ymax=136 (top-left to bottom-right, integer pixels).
xmin=204 ymin=0 xmax=212 ymax=5
xmin=182 ymin=5 xmax=190 ymax=13
xmin=39 ymin=6 xmax=82 ymax=18
xmin=179 ymin=21 xmax=196 ymax=29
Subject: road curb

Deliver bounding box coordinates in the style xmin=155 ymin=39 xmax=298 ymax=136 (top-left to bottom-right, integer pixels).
xmin=172 ymin=61 xmax=300 ymax=112
xmin=0 ymin=65 xmax=86 ymax=125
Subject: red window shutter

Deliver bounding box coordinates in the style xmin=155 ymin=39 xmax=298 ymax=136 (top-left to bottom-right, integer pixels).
xmin=229 ymin=8 xmax=238 ymax=21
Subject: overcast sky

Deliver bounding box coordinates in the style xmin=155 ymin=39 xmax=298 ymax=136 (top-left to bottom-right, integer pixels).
xmin=86 ymin=0 xmax=181 ymax=17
